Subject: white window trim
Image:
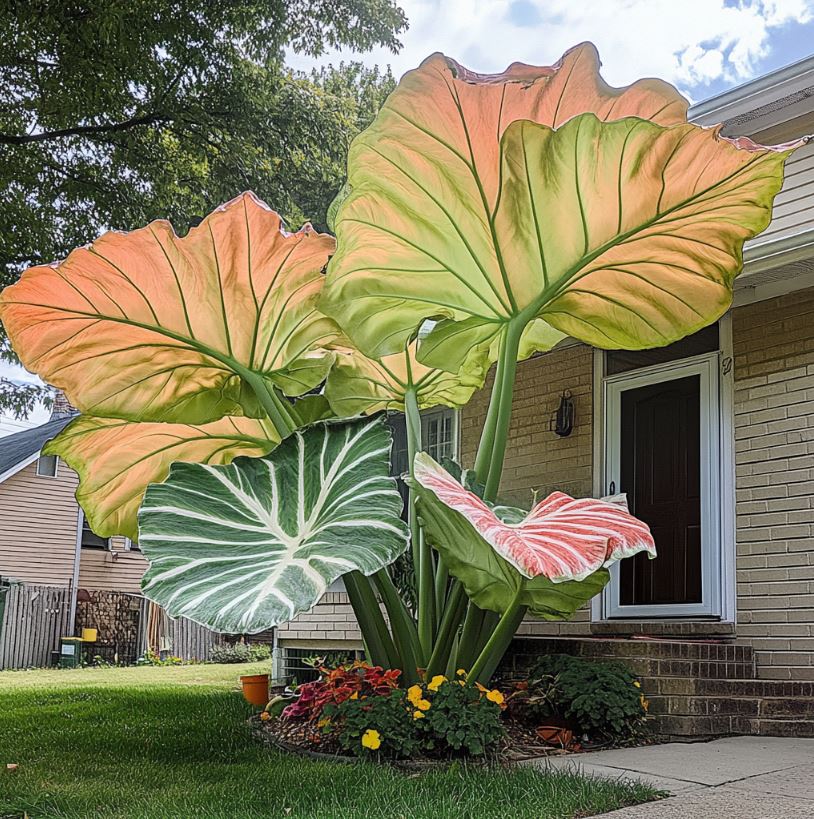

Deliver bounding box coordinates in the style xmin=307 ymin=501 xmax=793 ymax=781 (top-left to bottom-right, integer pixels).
xmin=591 ymin=326 xmax=736 ymax=623
xmin=35 ymin=453 xmax=59 ymax=478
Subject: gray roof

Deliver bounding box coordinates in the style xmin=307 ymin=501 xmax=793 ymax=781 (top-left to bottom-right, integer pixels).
xmin=0 ymin=415 xmax=75 ymax=479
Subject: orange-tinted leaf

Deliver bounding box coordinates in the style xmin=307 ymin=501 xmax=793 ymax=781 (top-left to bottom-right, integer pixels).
xmin=0 ymin=193 xmax=339 ymax=424
xmin=322 ymin=45 xmax=803 ymax=377
xmin=45 ymin=414 xmax=279 ymax=540
xmin=324 ymin=340 xmax=482 ymax=415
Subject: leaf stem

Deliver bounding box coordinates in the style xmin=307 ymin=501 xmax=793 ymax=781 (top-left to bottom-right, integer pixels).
xmin=467 ymin=584 xmax=525 ymax=684
xmin=241 ymin=371 xmax=296 ymax=437
xmin=344 ymin=571 xmax=399 ymax=669
xmin=405 ymin=387 xmax=435 ymax=662
xmin=482 ymin=319 xmax=523 ymax=501
xmin=373 ymin=569 xmax=421 ymax=683
xmin=425 ymin=581 xmax=466 ymax=678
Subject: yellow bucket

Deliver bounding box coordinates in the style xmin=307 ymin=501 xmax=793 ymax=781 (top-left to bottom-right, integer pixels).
xmin=81 ymin=627 xmax=98 ymax=643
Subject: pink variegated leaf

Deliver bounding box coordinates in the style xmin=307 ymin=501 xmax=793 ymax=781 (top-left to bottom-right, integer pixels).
xmin=413 ymin=453 xmax=655 ymax=583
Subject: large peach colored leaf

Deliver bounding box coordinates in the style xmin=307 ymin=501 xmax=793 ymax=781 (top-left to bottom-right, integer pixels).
xmin=45 ymin=414 xmax=280 ymax=541
xmin=321 ymin=43 xmax=689 ymax=362
xmin=322 ymin=46 xmax=802 ymax=372
xmin=324 ymin=340 xmax=482 ymax=416
xmin=0 ymin=192 xmax=339 ymax=424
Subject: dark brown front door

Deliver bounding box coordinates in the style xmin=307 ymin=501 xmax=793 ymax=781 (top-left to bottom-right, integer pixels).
xmin=619 ymin=375 xmax=702 ymax=606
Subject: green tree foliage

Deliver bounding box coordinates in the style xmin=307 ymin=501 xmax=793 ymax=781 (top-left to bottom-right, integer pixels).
xmin=0 ymin=0 xmax=403 ymax=414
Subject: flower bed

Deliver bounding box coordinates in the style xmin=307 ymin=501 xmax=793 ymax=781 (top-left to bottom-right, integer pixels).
xmin=254 ymin=657 xmax=652 ymax=764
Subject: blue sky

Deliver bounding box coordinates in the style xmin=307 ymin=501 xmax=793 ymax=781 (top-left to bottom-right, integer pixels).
xmin=289 ymin=0 xmax=814 ymax=104
xmin=2 ymin=0 xmax=814 ymax=432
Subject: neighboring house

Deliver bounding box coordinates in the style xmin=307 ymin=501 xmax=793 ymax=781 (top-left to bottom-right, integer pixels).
xmin=279 ymin=55 xmax=814 ymax=736
xmin=0 ymin=395 xmax=149 ymax=665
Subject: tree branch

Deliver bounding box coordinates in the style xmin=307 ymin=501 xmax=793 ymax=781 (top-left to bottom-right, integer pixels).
xmin=0 ymin=113 xmax=170 ymax=145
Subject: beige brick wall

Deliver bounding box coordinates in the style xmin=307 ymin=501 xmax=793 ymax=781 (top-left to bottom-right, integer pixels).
xmin=276 ymin=591 xmax=364 ymax=649
xmin=733 ymin=287 xmax=814 ymax=680
xmin=460 ymin=343 xmax=596 ymax=637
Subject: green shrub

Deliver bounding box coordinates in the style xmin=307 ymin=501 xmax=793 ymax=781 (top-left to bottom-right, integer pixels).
xmin=321 ymin=675 xmax=506 ymax=759
xmin=416 ymin=678 xmax=504 ymax=757
xmin=324 ymin=689 xmax=419 ymax=759
xmin=209 ymin=642 xmax=270 ymax=664
xmin=525 ymin=654 xmax=648 ymax=741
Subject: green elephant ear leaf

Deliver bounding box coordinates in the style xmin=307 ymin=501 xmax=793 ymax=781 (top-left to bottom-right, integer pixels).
xmin=138 ymin=417 xmax=409 ymax=633
xmin=410 ymin=454 xmax=609 ymax=619
xmin=322 ymin=45 xmax=803 ymax=375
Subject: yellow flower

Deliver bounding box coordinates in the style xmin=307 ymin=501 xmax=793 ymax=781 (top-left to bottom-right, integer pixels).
xmin=475 ymin=682 xmax=489 ymax=694
xmin=427 ymin=674 xmax=447 ymax=692
xmin=413 ymin=710 xmax=425 ymax=720
xmin=407 ymin=684 xmax=424 ymax=707
xmin=456 ymin=669 xmax=467 ymax=677
xmin=640 ymin=694 xmax=649 ymax=713
xmin=416 ymin=698 xmax=431 ymax=711
xmin=486 ymin=689 xmax=504 ymax=706
xmin=633 ymin=681 xmax=641 ymax=688
xmin=350 ymin=691 xmax=359 ymax=699
xmin=361 ymin=729 xmax=381 ymax=750
xmin=260 ymin=711 xmax=271 ymax=722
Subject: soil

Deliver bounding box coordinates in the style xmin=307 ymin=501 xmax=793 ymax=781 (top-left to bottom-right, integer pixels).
xmin=252 ymin=714 xmax=606 ymax=767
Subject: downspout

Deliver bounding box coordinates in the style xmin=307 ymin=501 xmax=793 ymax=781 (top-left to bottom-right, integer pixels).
xmin=68 ymin=506 xmax=83 ymax=634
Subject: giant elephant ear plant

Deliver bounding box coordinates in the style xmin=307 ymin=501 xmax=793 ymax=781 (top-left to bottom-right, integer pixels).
xmin=1 ymin=43 xmax=805 ymax=685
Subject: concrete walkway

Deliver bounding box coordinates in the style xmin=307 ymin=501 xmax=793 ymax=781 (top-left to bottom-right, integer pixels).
xmin=535 ymin=736 xmax=814 ymax=817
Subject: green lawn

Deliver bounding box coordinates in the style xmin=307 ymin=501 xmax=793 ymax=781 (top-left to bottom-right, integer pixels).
xmin=0 ymin=663 xmax=660 ymax=818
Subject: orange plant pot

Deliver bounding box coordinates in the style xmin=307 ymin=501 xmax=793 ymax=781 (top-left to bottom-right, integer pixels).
xmin=240 ymin=674 xmax=270 ymax=707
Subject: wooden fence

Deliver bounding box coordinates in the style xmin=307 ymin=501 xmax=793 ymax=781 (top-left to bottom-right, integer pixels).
xmin=0 ymin=585 xmax=228 ymax=670
xmin=0 ymin=584 xmax=70 ymax=669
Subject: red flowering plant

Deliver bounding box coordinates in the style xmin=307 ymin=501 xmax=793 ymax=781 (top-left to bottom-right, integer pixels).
xmin=282 ymin=662 xmax=402 ymax=722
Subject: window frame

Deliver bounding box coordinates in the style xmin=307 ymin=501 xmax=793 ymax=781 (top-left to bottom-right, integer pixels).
xmin=35 ymin=453 xmax=59 ymax=478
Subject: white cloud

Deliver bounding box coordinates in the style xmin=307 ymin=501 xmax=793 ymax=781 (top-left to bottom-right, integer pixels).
xmin=288 ymin=0 xmax=813 ymax=96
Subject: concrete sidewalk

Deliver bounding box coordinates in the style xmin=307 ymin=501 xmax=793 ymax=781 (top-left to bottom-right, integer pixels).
xmin=534 ymin=736 xmax=814 ymax=817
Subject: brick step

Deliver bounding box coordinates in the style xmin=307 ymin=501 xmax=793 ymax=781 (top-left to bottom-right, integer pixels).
xmin=653 ymin=713 xmax=814 ymax=739
xmin=643 ymin=676 xmax=814 ymax=738
xmin=648 ymin=693 xmax=814 ymax=719
xmin=510 ymin=637 xmax=756 ymax=680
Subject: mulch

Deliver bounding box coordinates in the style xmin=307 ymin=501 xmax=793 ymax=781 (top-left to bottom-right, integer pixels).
xmin=251 ymin=714 xmax=618 ymax=768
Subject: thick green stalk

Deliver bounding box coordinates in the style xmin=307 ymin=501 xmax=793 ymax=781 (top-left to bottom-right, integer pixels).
xmin=344 ymin=571 xmax=399 ymax=669
xmin=482 ymin=319 xmax=523 ymax=502
xmin=405 ymin=387 xmax=435 ymax=661
xmin=424 ymin=582 xmax=467 ymax=678
xmin=373 ymin=570 xmax=421 ymax=683
xmin=455 ymin=603 xmax=486 ymax=672
xmin=241 ymin=371 xmax=296 ymax=436
xmin=434 ymin=557 xmax=450 ymax=619
xmin=467 ymin=584 xmax=525 ymax=684
xmin=475 ymin=605 xmax=527 ymax=684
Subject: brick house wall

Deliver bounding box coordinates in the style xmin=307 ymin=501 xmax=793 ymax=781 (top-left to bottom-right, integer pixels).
xmin=275 ymin=590 xmax=364 ymax=649
xmin=732 ymin=286 xmax=814 ymax=680
xmin=460 ymin=343 xmax=596 ymax=639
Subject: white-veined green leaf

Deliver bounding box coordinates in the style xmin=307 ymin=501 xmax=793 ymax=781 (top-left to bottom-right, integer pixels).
xmin=138 ymin=416 xmax=409 ymax=633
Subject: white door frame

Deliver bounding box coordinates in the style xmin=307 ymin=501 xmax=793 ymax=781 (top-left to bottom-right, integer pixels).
xmin=599 ymin=352 xmax=722 ymax=619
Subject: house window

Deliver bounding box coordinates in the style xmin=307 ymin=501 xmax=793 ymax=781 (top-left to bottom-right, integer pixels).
xmin=36 ymin=454 xmax=58 ymax=477
xmin=81 ymin=515 xmax=109 ymax=550
xmin=388 ymin=407 xmax=458 ymax=479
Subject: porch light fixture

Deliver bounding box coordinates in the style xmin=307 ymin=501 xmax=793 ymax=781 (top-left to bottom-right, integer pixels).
xmin=551 ymin=390 xmax=575 ymax=437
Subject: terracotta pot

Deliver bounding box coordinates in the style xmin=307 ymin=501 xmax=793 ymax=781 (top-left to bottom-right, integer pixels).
xmin=240 ymin=674 xmax=270 ymax=707
xmin=536 ymin=724 xmax=574 ymax=748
